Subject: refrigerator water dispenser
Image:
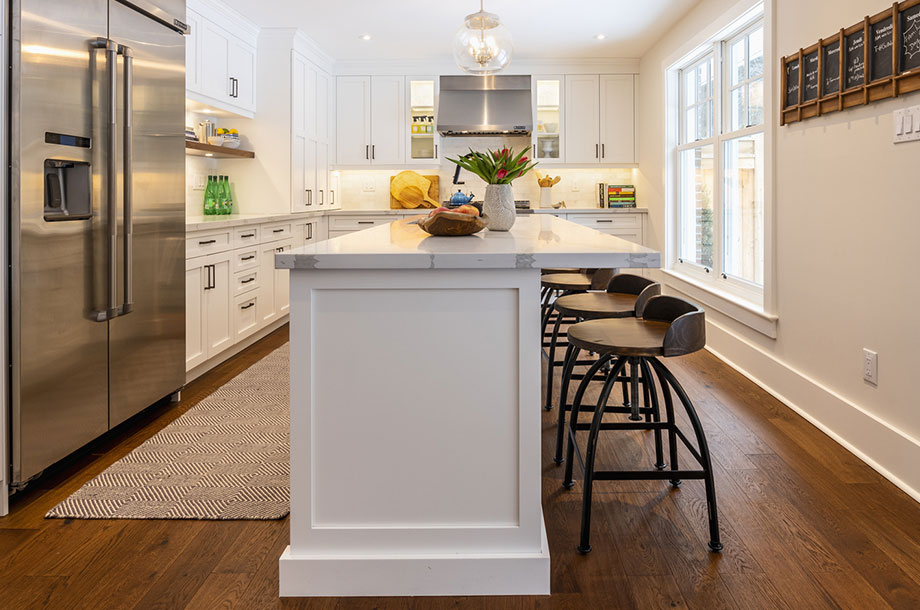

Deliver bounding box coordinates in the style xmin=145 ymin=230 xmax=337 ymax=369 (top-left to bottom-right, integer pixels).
xmin=43 ymin=159 xmax=92 ymax=221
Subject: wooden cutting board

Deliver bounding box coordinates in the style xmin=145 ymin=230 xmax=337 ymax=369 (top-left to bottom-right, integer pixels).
xmin=390 ymin=175 xmax=439 ymax=209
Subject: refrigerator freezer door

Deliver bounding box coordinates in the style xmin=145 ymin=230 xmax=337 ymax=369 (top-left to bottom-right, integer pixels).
xmin=11 ymin=0 xmax=111 ymax=483
xmin=107 ymin=1 xmax=186 ymax=427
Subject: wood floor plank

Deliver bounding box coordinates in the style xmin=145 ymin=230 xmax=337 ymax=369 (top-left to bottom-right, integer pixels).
xmin=0 ymin=328 xmax=918 ymax=610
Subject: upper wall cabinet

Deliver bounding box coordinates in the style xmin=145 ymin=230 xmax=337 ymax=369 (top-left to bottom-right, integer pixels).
xmin=564 ymin=74 xmax=636 ymax=165
xmin=532 ymin=76 xmax=564 ymax=163
xmin=336 ymin=76 xmax=405 ymax=166
xmin=186 ymin=0 xmax=258 ymax=117
xmin=407 ymin=78 xmax=439 ymax=164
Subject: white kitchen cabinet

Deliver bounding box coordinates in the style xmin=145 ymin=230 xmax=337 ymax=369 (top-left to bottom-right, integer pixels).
xmin=564 ymin=74 xmax=636 ymax=165
xmin=317 ymin=143 xmax=329 ymax=206
xmin=336 ymin=76 xmax=372 ymax=165
xmin=599 ymin=75 xmax=636 ymax=164
xmin=185 ymin=0 xmax=257 ymax=116
xmin=228 ymin=39 xmax=256 ymax=110
xmin=185 ymin=8 xmax=202 ymax=92
xmin=185 ymin=250 xmax=233 ymax=370
xmin=532 ymin=76 xmax=564 ymax=163
xmin=258 ymin=239 xmax=294 ymax=325
xmin=407 ymin=77 xmax=439 ymax=164
xmin=564 ymin=75 xmax=600 ymax=164
xmin=336 ymin=75 xmax=405 ymax=165
xmin=564 ymin=212 xmax=645 ymax=244
xmin=233 ymin=292 xmax=260 ymax=341
xmin=293 ymin=52 xmax=332 ymax=212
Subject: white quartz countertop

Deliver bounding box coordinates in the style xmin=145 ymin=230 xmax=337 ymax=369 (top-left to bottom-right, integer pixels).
xmin=186 ymin=211 xmax=324 ymax=231
xmin=276 ymin=215 xmax=660 ymax=271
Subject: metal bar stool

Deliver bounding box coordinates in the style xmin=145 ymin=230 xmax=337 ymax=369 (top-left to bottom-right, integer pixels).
xmin=549 ymin=275 xmax=661 ymax=461
xmin=561 ymin=295 xmax=722 ymax=554
xmin=545 ymin=274 xmax=659 ymax=412
xmin=540 ymin=270 xmax=593 ymax=340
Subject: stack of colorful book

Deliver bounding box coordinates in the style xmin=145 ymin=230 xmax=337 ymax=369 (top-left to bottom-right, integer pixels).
xmin=597 ymin=184 xmax=637 ymax=208
xmin=607 ymin=185 xmax=636 ymax=207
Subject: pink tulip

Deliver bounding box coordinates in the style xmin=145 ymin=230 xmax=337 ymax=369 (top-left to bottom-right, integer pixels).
xmin=496 ymin=169 xmax=508 ymax=180
xmin=521 ymin=157 xmax=528 ymax=163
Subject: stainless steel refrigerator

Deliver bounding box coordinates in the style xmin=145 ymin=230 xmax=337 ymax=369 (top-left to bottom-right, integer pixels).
xmin=9 ymin=0 xmax=188 ymax=485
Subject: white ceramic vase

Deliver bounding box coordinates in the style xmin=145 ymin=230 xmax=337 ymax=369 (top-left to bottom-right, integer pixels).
xmin=540 ymin=187 xmax=553 ymax=208
xmin=483 ymin=184 xmax=515 ymax=231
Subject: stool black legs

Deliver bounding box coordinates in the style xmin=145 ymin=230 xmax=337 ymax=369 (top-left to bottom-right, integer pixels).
xmin=562 ymin=356 xmax=722 ymax=554
xmin=649 ymin=357 xmax=723 ymax=552
xmin=576 ymin=356 xmax=627 ymax=554
xmin=544 ymin=313 xmax=565 ymax=410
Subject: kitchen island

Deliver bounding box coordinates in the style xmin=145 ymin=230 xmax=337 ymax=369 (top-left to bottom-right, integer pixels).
xmin=275 ymin=215 xmax=660 ymax=597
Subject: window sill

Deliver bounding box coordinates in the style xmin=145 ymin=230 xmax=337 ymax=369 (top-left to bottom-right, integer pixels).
xmin=660 ymin=268 xmax=778 ymax=338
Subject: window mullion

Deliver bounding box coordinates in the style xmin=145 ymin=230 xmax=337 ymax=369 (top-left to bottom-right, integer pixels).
xmin=711 ymin=42 xmax=725 ymax=278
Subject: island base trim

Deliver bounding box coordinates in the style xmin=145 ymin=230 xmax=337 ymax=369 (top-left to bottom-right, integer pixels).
xmin=279 ymin=520 xmax=550 ymax=597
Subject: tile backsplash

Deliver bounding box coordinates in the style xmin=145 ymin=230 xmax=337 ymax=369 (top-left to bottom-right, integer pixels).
xmin=338 ymin=136 xmax=637 ymax=210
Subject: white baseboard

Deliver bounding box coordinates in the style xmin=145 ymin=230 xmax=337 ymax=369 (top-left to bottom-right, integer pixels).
xmin=186 ymin=316 xmax=289 ymax=384
xmin=704 ymin=319 xmax=920 ymax=504
xmin=279 ymin=525 xmax=550 ymax=597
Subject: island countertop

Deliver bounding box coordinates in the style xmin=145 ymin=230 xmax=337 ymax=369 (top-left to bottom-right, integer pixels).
xmin=275 ymin=214 xmax=660 ymax=271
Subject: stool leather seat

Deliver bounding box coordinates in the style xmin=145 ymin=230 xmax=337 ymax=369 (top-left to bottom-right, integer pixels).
xmin=567 ymin=317 xmax=670 ymax=357
xmin=554 ymin=292 xmax=638 ymax=319
xmin=541 ymin=272 xmax=592 ymax=291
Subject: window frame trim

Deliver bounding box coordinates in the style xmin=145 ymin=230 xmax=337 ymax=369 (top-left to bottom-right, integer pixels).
xmin=664 ymin=0 xmax=775 ymax=331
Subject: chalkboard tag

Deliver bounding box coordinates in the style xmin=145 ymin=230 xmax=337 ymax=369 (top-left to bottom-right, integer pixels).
xmin=870 ymin=15 xmax=894 ymax=81
xmin=845 ymin=29 xmax=866 ymax=89
xmin=784 ymin=58 xmax=801 ymax=108
xmin=822 ymin=38 xmax=841 ymax=95
xmin=802 ymin=50 xmax=820 ymax=101
xmin=900 ymin=3 xmax=920 ymax=74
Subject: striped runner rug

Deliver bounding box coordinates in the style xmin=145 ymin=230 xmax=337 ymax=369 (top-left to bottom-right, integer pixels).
xmin=46 ymin=345 xmax=290 ymax=520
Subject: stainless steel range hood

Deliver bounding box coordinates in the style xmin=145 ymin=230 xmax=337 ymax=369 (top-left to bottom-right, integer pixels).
xmin=437 ymin=75 xmax=533 ymax=136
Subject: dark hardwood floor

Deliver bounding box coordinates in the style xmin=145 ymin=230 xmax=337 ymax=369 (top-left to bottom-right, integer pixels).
xmin=2 ymin=325 xmax=920 ymax=609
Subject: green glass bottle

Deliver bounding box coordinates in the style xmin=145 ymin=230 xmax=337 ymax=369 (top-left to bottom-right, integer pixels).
xmin=203 ymin=175 xmax=218 ymax=215
xmin=221 ymin=175 xmax=234 ymax=215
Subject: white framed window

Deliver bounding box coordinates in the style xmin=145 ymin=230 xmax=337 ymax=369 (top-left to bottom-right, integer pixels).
xmin=671 ymin=9 xmax=767 ymax=306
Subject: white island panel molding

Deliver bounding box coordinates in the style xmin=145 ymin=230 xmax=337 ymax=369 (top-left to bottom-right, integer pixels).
xmin=279 ymin=216 xmax=660 ymax=597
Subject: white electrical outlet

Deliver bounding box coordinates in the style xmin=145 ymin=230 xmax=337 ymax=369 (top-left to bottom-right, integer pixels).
xmin=863 ymin=349 xmax=878 ymax=385
xmin=893 ymin=105 xmax=920 ymax=143
xmin=362 ymin=176 xmax=375 ymax=192
xmin=192 ymin=173 xmax=206 ymax=191
xmin=571 ymin=178 xmax=579 ymax=192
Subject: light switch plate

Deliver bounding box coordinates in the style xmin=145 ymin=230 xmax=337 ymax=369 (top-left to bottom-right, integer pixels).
xmin=894 ymin=105 xmax=920 ymax=143
xmin=192 ymin=173 xmax=206 ymax=191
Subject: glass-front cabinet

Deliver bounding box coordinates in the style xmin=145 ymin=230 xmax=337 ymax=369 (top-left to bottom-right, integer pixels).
xmin=407 ymin=78 xmax=439 ymax=164
xmin=533 ymin=76 xmax=564 ymax=163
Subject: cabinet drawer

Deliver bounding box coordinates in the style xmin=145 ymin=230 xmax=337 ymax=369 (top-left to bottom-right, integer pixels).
xmin=234 ymin=293 xmax=260 ymax=341
xmin=233 ymin=268 xmax=260 ymax=296
xmin=262 ymin=221 xmax=293 ymax=243
xmin=233 ymin=246 xmax=260 ymax=272
xmin=233 ymin=225 xmax=260 ymax=247
xmin=186 ymin=229 xmax=233 ymax=258
xmin=600 ymin=229 xmax=643 ymax=245
xmin=567 ymin=213 xmax=642 ymax=230
xmin=328 ymin=215 xmax=392 ymax=232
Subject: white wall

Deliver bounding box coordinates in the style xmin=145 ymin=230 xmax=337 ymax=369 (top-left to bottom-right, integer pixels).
xmin=638 ymin=0 xmax=920 ymax=499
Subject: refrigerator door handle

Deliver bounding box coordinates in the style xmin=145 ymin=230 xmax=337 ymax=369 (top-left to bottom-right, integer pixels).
xmin=90 ymin=38 xmax=120 ymax=322
xmin=120 ymin=44 xmax=135 ymax=315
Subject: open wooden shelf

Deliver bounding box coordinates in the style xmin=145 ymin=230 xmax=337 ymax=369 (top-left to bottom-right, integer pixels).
xmin=185 ymin=140 xmax=255 ymax=159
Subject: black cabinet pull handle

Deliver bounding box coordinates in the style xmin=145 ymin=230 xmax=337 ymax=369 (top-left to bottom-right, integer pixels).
xmin=241 ymin=277 xmax=255 ymax=284
xmin=602 ymin=143 xmax=605 ymax=158
xmin=199 ymin=239 xmax=216 ymax=245
xmin=240 ymin=255 xmax=255 ymax=261
xmin=240 ymin=233 xmax=255 ymax=238
xmin=365 ymin=145 xmax=369 ymax=159
xmin=357 ymin=221 xmax=374 ymax=225
xmin=595 ymin=144 xmax=598 ymax=158
xmin=272 ymin=228 xmax=284 ymax=233
xmin=372 ymin=144 xmax=375 ymax=159
xmin=240 ymin=302 xmax=254 ymax=310
xmin=596 ymin=219 xmax=613 ymax=223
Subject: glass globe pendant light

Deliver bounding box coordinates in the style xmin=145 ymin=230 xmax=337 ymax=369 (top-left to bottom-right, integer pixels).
xmin=452 ymin=0 xmax=513 ymax=75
